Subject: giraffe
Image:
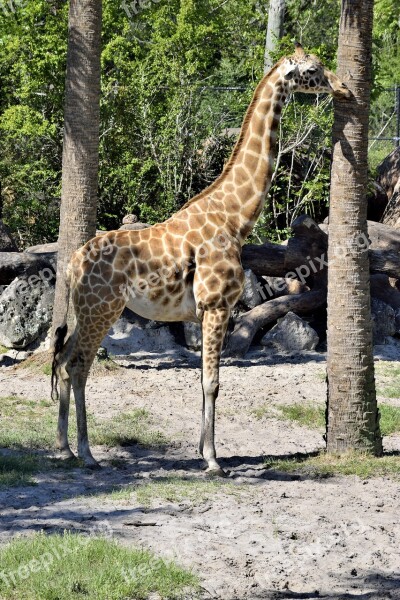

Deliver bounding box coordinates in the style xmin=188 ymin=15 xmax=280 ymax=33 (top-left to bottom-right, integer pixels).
xmin=52 ymin=44 xmax=351 ymax=474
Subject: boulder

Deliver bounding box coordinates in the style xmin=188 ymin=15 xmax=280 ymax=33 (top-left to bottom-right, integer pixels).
xmin=26 ymin=242 xmax=58 ymax=254
xmin=260 ymin=311 xmax=319 ymax=352
xmin=371 ymin=298 xmax=396 ymax=344
xmin=0 ymin=275 xmax=55 ymax=349
xmin=239 ymin=269 xmax=263 ymax=309
xmin=119 ymin=223 xmax=151 ymax=231
xmin=183 ymin=321 xmax=202 ymax=351
xmin=0 ymin=221 xmax=18 ymax=252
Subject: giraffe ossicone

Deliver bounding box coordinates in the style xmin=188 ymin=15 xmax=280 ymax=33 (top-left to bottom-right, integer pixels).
xmin=52 ymin=44 xmax=351 ymax=472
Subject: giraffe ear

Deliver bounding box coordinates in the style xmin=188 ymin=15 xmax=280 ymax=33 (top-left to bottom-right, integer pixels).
xmin=282 ymin=60 xmax=297 ymax=80
xmin=294 ymin=42 xmax=306 ymax=58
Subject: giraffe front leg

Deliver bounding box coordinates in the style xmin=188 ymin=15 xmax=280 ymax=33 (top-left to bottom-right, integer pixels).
xmin=200 ymin=308 xmax=230 ymax=476
xmin=71 ymin=371 xmax=100 ymax=469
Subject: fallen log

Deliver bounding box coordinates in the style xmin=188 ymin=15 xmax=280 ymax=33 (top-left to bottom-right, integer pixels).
xmin=225 ymin=287 xmax=326 ymax=358
xmin=241 ymin=241 xmax=286 ymax=277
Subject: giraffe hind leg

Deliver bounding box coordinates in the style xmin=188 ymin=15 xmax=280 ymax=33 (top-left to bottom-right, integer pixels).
xmin=66 ymin=305 xmax=125 ymax=467
xmin=200 ymin=308 xmax=230 ymax=476
xmin=55 ymin=330 xmax=76 ymax=460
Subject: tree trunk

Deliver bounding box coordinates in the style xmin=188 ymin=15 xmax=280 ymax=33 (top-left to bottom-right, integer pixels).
xmin=264 ymin=0 xmax=286 ymax=74
xmin=326 ymin=0 xmax=382 ymax=455
xmin=51 ymin=0 xmax=102 ymax=337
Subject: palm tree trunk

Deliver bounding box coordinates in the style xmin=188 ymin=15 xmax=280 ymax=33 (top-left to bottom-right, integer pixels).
xmin=51 ymin=0 xmax=102 ymax=336
xmin=326 ymin=0 xmax=382 ymax=454
xmin=264 ymin=0 xmax=286 ymax=74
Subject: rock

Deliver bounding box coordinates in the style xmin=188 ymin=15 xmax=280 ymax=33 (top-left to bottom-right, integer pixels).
xmin=96 ymin=346 xmax=109 ymax=360
xmin=122 ymin=214 xmax=139 ymax=224
xmin=0 ymin=275 xmax=55 ymax=349
xmin=371 ymin=298 xmax=396 ymax=344
xmin=396 ymin=309 xmax=400 ymax=334
xmin=26 ymin=242 xmax=58 ymax=254
xmin=0 ymin=221 xmax=18 ymax=252
xmin=370 ymin=274 xmax=400 ymax=311
xmin=0 ymin=252 xmax=56 ymax=287
xmin=119 ymin=223 xmax=151 ymax=231
xmin=240 ymin=269 xmax=263 ymax=309
xmin=260 ymin=311 xmax=319 ymax=352
xmin=183 ymin=321 xmax=202 ymax=351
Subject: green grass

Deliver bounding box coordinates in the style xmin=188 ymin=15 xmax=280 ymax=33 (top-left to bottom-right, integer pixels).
xmin=264 ymin=451 xmax=400 ymax=479
xmin=375 ymin=362 xmax=400 ymax=378
xmin=0 ymin=396 xmax=166 ymax=450
xmin=379 ymin=404 xmax=400 ymax=436
xmin=0 ymin=532 xmax=197 ymax=600
xmin=0 ymin=455 xmax=39 ymax=488
xmin=375 ymin=361 xmax=400 ymax=399
xmin=278 ymin=404 xmax=325 ymax=429
xmin=253 ymin=403 xmax=325 ymax=428
xmin=101 ymin=476 xmax=245 ymax=507
xmin=254 ymin=402 xmax=400 ymax=437
xmin=378 ymin=385 xmax=400 ymax=399
xmin=41 ymin=363 xmax=52 ymax=376
xmin=0 ymin=345 xmax=8 ymax=355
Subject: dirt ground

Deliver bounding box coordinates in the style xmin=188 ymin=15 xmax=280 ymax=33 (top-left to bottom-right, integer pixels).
xmin=0 ymin=325 xmax=400 ymax=600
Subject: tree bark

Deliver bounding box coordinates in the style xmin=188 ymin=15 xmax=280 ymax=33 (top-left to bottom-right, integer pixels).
xmin=264 ymin=0 xmax=286 ymax=73
xmin=326 ymin=0 xmax=382 ymax=455
xmin=51 ymin=0 xmax=102 ymax=337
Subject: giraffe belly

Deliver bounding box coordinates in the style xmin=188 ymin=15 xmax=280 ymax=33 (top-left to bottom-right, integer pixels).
xmin=125 ymin=286 xmax=197 ymax=323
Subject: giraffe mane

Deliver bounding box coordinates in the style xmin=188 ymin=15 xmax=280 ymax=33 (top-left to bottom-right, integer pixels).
xmin=177 ymin=57 xmax=286 ymax=212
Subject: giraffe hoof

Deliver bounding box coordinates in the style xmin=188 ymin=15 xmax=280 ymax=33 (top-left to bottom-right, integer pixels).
xmin=85 ymin=460 xmax=101 ymax=470
xmin=56 ymin=448 xmax=77 ymax=461
xmin=205 ymin=466 xmax=227 ymax=478
xmin=80 ymin=455 xmax=101 ymax=469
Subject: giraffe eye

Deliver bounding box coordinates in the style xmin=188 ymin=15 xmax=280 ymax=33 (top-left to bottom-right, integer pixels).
xmin=308 ymin=67 xmax=317 ymax=74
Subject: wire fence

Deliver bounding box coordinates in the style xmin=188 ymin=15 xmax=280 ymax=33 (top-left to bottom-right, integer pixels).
xmin=369 ymin=85 xmax=400 ymax=165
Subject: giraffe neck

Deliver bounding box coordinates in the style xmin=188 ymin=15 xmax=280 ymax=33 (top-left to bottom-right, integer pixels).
xmin=216 ymin=69 xmax=289 ymax=243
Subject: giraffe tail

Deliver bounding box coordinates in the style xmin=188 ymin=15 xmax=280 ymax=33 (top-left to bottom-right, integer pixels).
xmin=51 ymin=323 xmax=69 ymax=401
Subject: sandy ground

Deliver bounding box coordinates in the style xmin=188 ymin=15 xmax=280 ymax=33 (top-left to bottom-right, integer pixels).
xmin=0 ymin=323 xmax=400 ymax=600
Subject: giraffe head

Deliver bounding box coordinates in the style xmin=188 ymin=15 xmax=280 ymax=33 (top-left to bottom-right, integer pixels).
xmin=280 ymin=42 xmax=352 ymax=99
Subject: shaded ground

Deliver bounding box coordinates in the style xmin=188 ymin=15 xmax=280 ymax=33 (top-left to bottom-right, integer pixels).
xmin=0 ymin=336 xmax=399 ymax=599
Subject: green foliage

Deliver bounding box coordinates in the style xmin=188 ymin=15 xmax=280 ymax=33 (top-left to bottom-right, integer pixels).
xmin=0 ymin=0 xmax=398 ymax=247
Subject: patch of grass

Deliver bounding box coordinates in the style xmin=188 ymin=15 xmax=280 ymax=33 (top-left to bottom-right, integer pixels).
xmin=0 ymin=396 xmax=166 ymax=450
xmin=379 ymin=404 xmax=400 ymax=436
xmin=136 ymin=477 xmax=234 ymax=507
xmin=99 ymin=476 xmax=245 ymax=507
xmin=17 ymin=350 xmax=120 ymax=377
xmin=278 ymin=404 xmax=325 ymax=429
xmin=0 ymin=454 xmax=39 ymax=488
xmin=264 ymin=451 xmax=400 ymax=479
xmin=41 ymin=363 xmax=52 ymax=376
xmin=91 ymin=409 xmax=167 ymax=448
xmin=375 ymin=361 xmax=400 ymax=378
xmin=251 ymin=405 xmax=272 ymax=420
xmin=0 ymin=532 xmax=197 ymax=600
xmin=378 ymin=385 xmax=400 ymax=399
xmin=255 ymin=402 xmax=400 ymax=437
xmin=253 ymin=403 xmax=325 ymax=429
xmin=0 ymin=345 xmax=8 ymax=355
xmin=376 ymin=362 xmax=400 ymax=400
